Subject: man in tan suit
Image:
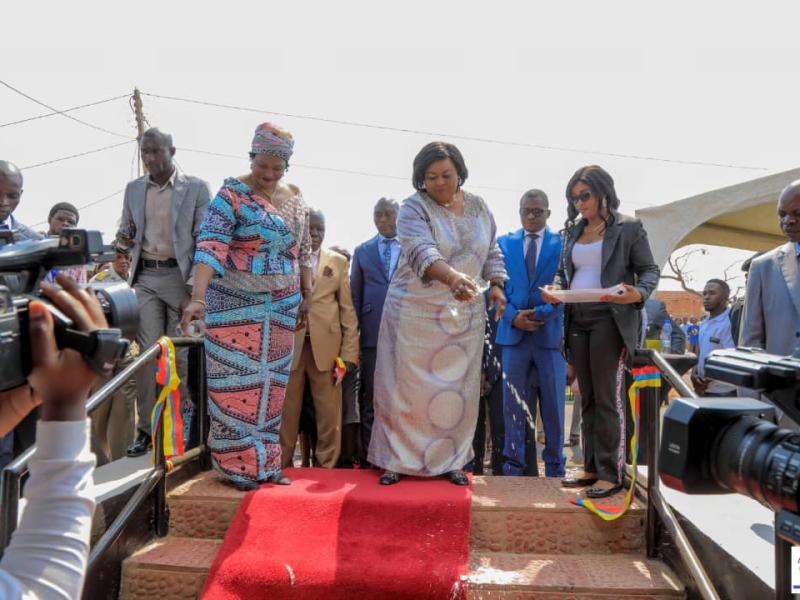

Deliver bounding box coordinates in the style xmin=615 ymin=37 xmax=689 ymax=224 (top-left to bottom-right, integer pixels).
xmin=281 ymin=208 xmax=359 ymax=468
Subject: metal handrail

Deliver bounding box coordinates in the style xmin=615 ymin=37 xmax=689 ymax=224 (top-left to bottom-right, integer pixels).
xmin=0 ymin=337 xmax=210 ymax=562
xmin=637 ymin=348 xmax=719 ymax=600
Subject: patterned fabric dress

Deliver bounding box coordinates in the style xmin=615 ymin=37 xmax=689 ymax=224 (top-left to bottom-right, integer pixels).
xmin=194 ymin=178 xmax=311 ymax=484
xmin=367 ymin=191 xmax=507 ymax=476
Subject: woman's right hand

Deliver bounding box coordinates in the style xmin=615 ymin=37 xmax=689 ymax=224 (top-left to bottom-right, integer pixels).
xmin=448 ymin=270 xmax=480 ymax=302
xmin=541 ymin=284 xmax=562 ymax=305
xmin=180 ymin=300 xmax=206 ymax=335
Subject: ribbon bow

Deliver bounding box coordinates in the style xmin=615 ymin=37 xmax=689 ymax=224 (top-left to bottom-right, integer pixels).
xmin=150 ymin=336 xmax=185 ymax=463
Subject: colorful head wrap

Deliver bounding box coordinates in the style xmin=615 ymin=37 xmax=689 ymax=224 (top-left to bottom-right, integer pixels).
xmin=251 ymin=122 xmax=294 ymax=162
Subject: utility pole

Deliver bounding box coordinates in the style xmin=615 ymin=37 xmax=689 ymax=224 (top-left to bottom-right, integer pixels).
xmin=132 ymin=88 xmax=146 ymax=175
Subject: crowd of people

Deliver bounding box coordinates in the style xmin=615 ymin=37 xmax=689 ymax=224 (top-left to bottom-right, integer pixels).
xmin=1 ymin=122 xmax=799 ymax=499
xmin=0 ymin=119 xmax=798 ymax=598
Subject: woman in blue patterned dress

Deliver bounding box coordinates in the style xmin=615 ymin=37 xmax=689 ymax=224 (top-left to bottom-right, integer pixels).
xmin=368 ymin=142 xmax=507 ymax=486
xmin=180 ymin=123 xmax=313 ymax=489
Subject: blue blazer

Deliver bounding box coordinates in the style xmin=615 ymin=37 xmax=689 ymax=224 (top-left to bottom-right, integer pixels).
xmin=496 ymin=227 xmax=564 ymax=349
xmin=350 ymin=235 xmax=392 ymax=349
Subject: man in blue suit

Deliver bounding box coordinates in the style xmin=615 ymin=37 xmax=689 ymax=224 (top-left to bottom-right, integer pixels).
xmin=497 ymin=189 xmax=567 ymax=477
xmin=350 ymin=198 xmax=400 ymax=465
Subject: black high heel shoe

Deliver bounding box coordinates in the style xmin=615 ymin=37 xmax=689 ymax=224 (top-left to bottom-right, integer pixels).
xmin=379 ymin=470 xmax=401 ymax=485
xmin=448 ymin=470 xmax=469 ymax=486
xmin=585 ymin=483 xmax=623 ymax=498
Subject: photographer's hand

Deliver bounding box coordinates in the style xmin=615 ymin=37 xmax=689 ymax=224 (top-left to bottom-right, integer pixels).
xmin=32 ymin=274 xmax=109 ymax=421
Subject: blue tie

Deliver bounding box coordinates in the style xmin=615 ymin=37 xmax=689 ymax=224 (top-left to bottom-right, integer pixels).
xmin=383 ymin=238 xmax=396 ymax=279
xmin=525 ymin=233 xmax=538 ymax=281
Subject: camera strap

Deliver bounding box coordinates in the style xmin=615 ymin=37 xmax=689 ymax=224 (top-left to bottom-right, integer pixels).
xmin=59 ymin=328 xmax=130 ymax=377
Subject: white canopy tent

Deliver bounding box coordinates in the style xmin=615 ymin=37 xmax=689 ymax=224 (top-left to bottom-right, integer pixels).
xmin=635 ymin=167 xmax=798 ymax=269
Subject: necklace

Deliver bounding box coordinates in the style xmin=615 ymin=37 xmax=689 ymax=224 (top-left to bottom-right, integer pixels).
xmin=587 ymin=221 xmax=606 ymax=234
xmin=438 ymin=194 xmax=459 ymax=209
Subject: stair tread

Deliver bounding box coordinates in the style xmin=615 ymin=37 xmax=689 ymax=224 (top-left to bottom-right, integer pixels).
xmin=125 ymin=537 xmax=221 ymax=571
xmin=469 ymin=551 xmax=683 ymax=594
xmin=170 ymin=471 xmax=643 ymax=513
xmin=471 ymin=475 xmax=644 ymax=513
xmin=169 ymin=471 xmax=245 ymax=502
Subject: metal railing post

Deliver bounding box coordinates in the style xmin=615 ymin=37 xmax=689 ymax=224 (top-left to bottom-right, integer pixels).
xmin=0 ymin=468 xmax=20 ymax=554
xmin=153 ymin=402 xmax=168 ymax=538
xmin=644 ymin=384 xmax=660 ymax=558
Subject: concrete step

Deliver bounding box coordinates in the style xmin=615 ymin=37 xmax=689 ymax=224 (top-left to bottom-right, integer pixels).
xmin=468 ymin=551 xmax=685 ymax=598
xmin=168 ymin=471 xmax=645 ymax=556
xmin=470 ymin=476 xmax=645 ymax=554
xmin=119 ymin=537 xmax=220 ymax=600
xmin=119 ymin=541 xmax=684 ymax=599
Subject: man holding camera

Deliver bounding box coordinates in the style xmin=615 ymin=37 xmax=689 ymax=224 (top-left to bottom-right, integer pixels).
xmin=117 ymin=129 xmax=211 ymax=456
xmin=0 ymin=273 xmax=107 ymax=598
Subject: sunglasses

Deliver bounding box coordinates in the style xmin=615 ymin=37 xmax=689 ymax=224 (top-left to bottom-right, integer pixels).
xmin=519 ymin=207 xmax=548 ymax=217
xmin=571 ymin=191 xmax=593 ymax=204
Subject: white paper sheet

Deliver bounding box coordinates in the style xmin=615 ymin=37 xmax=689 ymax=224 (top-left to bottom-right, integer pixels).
xmin=542 ymin=284 xmax=627 ymax=303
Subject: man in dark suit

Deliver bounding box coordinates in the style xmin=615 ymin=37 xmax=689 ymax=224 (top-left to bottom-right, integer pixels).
xmin=0 ymin=160 xmax=41 ymax=243
xmin=0 ymin=160 xmax=43 ymax=465
xmin=496 ymin=190 xmax=566 ymax=478
xmin=350 ymin=197 xmax=399 ymax=465
xmin=116 ymin=129 xmax=211 ymax=456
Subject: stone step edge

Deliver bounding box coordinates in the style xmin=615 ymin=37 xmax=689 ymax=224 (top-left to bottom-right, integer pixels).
xmin=469 ymin=550 xmax=684 ymax=596
xmin=167 ymin=497 xmax=646 ymax=520
xmin=124 ymin=537 xmax=221 ymax=571
xmin=124 ymin=539 xmax=679 ymax=596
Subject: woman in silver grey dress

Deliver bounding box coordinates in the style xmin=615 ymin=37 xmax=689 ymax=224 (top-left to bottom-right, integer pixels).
xmin=367 ymin=142 xmax=507 ymax=486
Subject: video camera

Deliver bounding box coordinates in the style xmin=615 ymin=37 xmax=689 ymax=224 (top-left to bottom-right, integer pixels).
xmin=0 ymin=229 xmax=139 ymax=392
xmin=659 ymin=346 xmax=800 ymax=513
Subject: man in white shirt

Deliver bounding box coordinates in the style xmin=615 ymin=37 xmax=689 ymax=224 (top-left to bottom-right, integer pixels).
xmin=0 ymin=273 xmax=106 ymax=599
xmin=691 ymin=279 xmax=736 ymax=397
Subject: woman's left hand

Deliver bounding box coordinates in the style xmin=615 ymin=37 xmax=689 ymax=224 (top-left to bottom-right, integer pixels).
xmin=602 ymin=283 xmax=643 ymax=305
xmin=488 ymin=285 xmax=506 ymax=321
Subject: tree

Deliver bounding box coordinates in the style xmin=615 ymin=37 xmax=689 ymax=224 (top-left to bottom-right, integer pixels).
xmin=661 ymin=248 xmax=745 ymax=300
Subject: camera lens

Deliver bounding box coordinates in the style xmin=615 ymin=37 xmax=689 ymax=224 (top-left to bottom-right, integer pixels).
xmin=711 ymin=416 xmax=800 ymax=513
xmin=95 ymin=284 xmax=139 ymax=340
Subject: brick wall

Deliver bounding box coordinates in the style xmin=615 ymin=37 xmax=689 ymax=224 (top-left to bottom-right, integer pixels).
xmin=655 ymin=290 xmax=704 ymax=320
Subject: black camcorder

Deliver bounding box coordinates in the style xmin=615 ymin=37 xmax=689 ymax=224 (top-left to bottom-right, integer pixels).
xmin=659 ymin=347 xmax=800 ymax=514
xmin=0 ymin=229 xmax=139 ymax=392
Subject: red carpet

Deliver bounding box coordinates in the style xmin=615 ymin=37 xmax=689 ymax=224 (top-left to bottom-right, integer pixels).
xmin=201 ymin=468 xmax=471 ymax=600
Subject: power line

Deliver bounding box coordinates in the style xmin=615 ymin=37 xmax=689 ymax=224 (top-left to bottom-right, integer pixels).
xmin=176 ymin=146 xmax=524 ymax=194
xmin=0 ymin=79 xmax=133 ymax=139
xmin=21 ymin=140 xmax=135 ymax=170
xmin=0 ymin=94 xmax=129 ymax=129
xmin=146 ymin=91 xmax=767 ymax=172
xmin=29 ymin=188 xmax=126 ymax=228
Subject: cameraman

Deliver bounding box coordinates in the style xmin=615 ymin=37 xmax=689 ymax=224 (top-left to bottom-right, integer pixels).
xmin=0 ymin=274 xmax=105 ymax=599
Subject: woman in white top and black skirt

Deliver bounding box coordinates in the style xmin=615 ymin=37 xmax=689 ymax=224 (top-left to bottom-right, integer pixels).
xmin=543 ymin=165 xmax=659 ymax=498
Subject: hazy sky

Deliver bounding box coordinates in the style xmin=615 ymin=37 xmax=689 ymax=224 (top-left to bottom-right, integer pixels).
xmin=3 ymin=1 xmax=797 ymax=296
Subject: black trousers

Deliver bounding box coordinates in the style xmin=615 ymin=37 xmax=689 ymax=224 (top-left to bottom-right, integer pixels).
xmin=568 ymin=303 xmax=627 ymax=485
xmin=358 ymin=346 xmax=377 ymax=463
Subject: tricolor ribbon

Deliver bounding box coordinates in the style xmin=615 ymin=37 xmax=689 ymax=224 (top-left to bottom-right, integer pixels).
xmin=150 ymin=336 xmax=185 ymax=462
xmin=570 ymin=366 xmax=661 ymax=520
xmin=333 ymin=356 xmax=346 ymax=386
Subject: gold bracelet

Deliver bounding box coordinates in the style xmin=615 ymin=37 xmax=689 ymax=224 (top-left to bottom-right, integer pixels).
xmin=191 ymin=298 xmax=206 ymax=307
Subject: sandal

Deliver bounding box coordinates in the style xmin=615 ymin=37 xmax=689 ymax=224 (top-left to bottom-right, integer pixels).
xmin=379 ymin=470 xmax=401 ymax=485
xmin=448 ymin=470 xmax=469 ymax=486
xmin=267 ymin=470 xmax=292 ymax=485
xmin=585 ymin=483 xmax=623 ymax=498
